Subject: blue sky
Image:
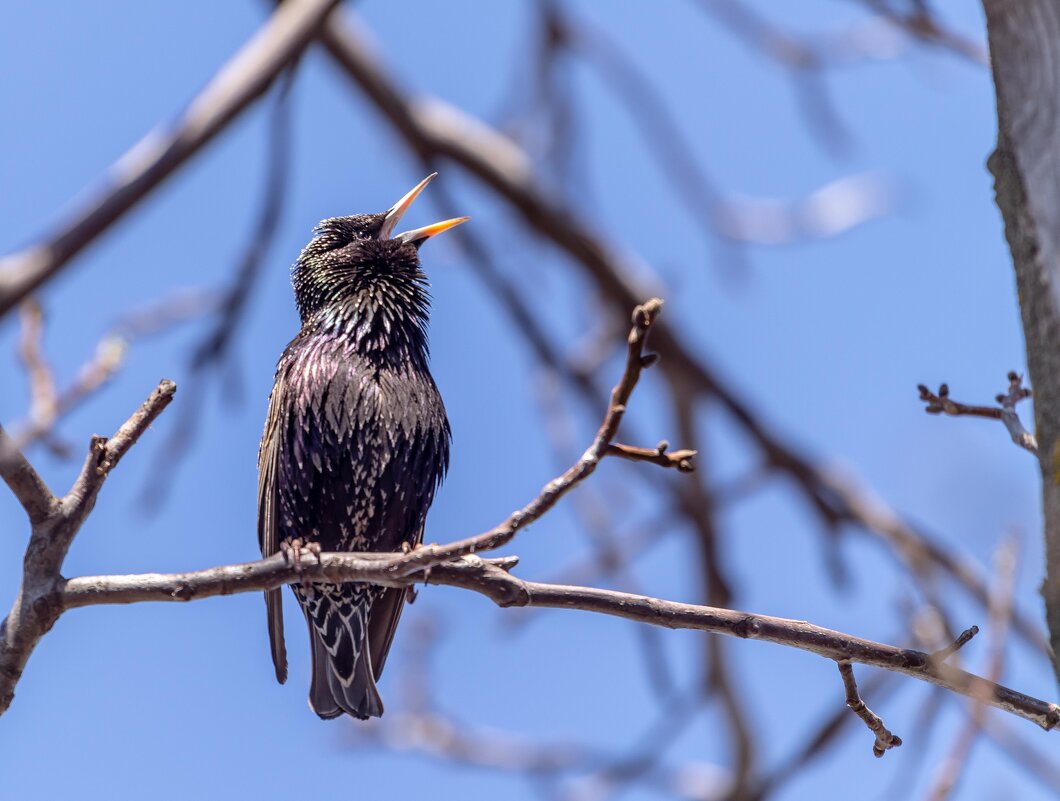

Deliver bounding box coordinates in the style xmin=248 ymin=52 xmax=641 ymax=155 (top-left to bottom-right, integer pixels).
xmin=0 ymin=2 xmax=1054 ymax=800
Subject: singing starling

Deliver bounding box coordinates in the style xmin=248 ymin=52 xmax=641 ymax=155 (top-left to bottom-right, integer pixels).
xmin=257 ymin=174 xmax=464 ymax=719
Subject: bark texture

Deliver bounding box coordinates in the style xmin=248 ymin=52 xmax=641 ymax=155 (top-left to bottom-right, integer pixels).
xmin=983 ymin=0 xmax=1060 ymax=680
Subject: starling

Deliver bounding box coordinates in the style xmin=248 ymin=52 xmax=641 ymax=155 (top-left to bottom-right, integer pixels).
xmin=257 ymin=174 xmax=464 ymax=719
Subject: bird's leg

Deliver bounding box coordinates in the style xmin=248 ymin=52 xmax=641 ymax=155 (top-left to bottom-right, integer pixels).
xmin=400 ymin=542 xmax=419 ymax=602
xmin=280 ymin=537 xmax=303 ymax=573
xmin=281 ymin=537 xmax=323 ymax=576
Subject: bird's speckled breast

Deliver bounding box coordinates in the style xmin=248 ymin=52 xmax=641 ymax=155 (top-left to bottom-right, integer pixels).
xmin=273 ymin=332 xmax=450 ymax=554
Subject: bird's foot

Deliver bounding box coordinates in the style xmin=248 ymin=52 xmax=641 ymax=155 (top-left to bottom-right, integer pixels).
xmin=281 ymin=537 xmax=322 ymax=574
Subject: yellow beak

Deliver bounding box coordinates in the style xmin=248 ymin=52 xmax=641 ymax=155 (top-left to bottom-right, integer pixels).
xmin=379 ymin=173 xmax=436 ymax=240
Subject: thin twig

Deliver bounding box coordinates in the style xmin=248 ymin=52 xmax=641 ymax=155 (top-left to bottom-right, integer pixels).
xmin=917 ymin=373 xmax=1037 ymax=454
xmin=838 ymin=660 xmax=903 ymax=757
xmin=605 ymin=441 xmax=696 ymax=472
xmin=930 ymin=626 xmax=980 ymax=665
xmin=374 ymin=299 xmax=681 ymax=575
xmin=16 ymin=299 xmax=58 ymax=433
xmin=11 ymin=290 xmax=212 ymax=452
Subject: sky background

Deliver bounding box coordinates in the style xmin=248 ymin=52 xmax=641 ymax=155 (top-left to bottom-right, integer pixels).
xmin=0 ymin=2 xmax=1053 ymax=800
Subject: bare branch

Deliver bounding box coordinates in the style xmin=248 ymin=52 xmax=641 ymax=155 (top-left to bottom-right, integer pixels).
xmin=0 ymin=299 xmax=691 ymax=715
xmin=930 ymin=625 xmax=980 ymax=664
xmin=854 ymin=0 xmax=988 ymax=64
xmin=378 ymin=298 xmax=680 ymax=575
xmin=837 ymin=660 xmax=903 ymax=757
xmin=11 ymin=290 xmax=211 ymax=453
xmin=317 ymin=14 xmax=1052 ymax=665
xmin=48 ymin=553 xmax=1060 ymax=732
xmin=917 ymin=372 xmax=1037 ymax=454
xmin=141 ymin=69 xmax=297 ymax=509
xmin=0 ymin=0 xmax=342 ymax=318
xmin=0 ymin=427 xmax=55 ymax=526
xmin=0 ymin=379 xmax=175 ymax=714
xmin=605 ymin=441 xmax=697 ymax=472
xmin=922 ymin=537 xmax=1019 ymax=801
xmin=16 ymin=299 xmax=58 ymax=435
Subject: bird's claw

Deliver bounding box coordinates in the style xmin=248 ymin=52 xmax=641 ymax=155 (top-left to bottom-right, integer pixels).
xmin=281 ymin=538 xmax=322 ymax=574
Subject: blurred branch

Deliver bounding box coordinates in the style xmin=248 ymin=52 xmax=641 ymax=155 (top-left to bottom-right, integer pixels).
xmin=854 ymin=0 xmax=988 ymax=64
xmin=750 ymin=670 xmax=897 ymax=800
xmin=355 ymin=709 xmax=597 ymax=777
xmin=918 ymin=372 xmax=1037 ymax=454
xmin=316 ymin=13 xmax=1052 ymax=667
xmin=190 ymin=67 xmax=296 ymax=385
xmin=921 ymin=537 xmax=1018 ymax=801
xmin=0 ymin=0 xmax=341 ymax=318
xmin=16 ymin=300 xmax=58 ymax=438
xmin=697 ymin=0 xmax=852 ymax=149
xmin=11 ymin=291 xmax=214 ymax=453
xmin=142 ymin=66 xmax=297 ymax=509
xmin=980 ymin=714 xmax=1060 ymax=795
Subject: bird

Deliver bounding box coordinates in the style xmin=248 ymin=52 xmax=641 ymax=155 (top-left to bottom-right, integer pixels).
xmin=257 ymin=174 xmax=464 ymax=719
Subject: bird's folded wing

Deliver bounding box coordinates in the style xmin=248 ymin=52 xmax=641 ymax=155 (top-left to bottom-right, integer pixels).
xmin=257 ymin=389 xmax=288 ymax=684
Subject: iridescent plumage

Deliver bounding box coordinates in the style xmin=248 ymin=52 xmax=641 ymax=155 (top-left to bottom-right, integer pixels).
xmin=257 ymin=180 xmax=463 ymax=718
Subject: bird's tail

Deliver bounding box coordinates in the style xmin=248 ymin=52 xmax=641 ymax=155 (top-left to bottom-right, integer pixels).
xmin=299 ymin=583 xmax=383 ymax=720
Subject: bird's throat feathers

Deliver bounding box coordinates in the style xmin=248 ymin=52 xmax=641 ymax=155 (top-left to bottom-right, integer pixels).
xmin=292 ymin=237 xmax=432 ymax=363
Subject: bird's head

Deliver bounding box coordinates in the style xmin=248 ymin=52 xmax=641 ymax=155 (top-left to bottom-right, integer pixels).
xmin=292 ymin=173 xmax=468 ymax=330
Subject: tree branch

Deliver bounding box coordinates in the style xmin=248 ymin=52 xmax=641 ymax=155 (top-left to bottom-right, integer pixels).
xmin=2 ymin=301 xmax=1056 ymax=746
xmin=837 ymin=660 xmax=902 ymax=757
xmin=0 ymin=426 xmax=55 ymax=526
xmin=0 ymin=379 xmax=175 ymax=714
xmin=0 ymin=299 xmax=690 ymax=716
xmin=50 ymin=552 xmax=1060 ymax=733
xmin=316 ymin=12 xmax=1053 ymax=665
xmin=374 ymin=299 xmax=688 ymax=576
xmin=0 ymin=0 xmax=342 ymax=318
xmin=918 ymin=372 xmax=1037 ymax=454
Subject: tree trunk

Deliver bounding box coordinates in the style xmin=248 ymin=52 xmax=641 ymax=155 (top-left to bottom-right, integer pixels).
xmin=983 ymin=0 xmax=1060 ymax=680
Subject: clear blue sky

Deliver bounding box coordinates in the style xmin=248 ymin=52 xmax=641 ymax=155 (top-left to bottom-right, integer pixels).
xmin=0 ymin=2 xmax=1053 ymax=800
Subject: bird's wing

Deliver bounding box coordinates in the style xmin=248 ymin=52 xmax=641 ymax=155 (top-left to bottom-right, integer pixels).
xmin=257 ymin=384 xmax=288 ymax=684
xmin=366 ymin=524 xmax=424 ymax=681
xmin=367 ymin=586 xmax=406 ymax=681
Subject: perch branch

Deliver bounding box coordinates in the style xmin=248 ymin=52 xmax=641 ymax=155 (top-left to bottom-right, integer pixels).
xmin=1 ymin=304 xmax=1056 ymax=740
xmin=47 ymin=553 xmax=1060 ymax=733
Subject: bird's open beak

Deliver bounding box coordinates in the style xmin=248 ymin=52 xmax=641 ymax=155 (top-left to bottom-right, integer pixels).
xmin=394 ymin=216 xmax=470 ymax=247
xmin=379 ymin=173 xmax=437 ymax=240
xmin=379 ymin=173 xmax=470 ymax=246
